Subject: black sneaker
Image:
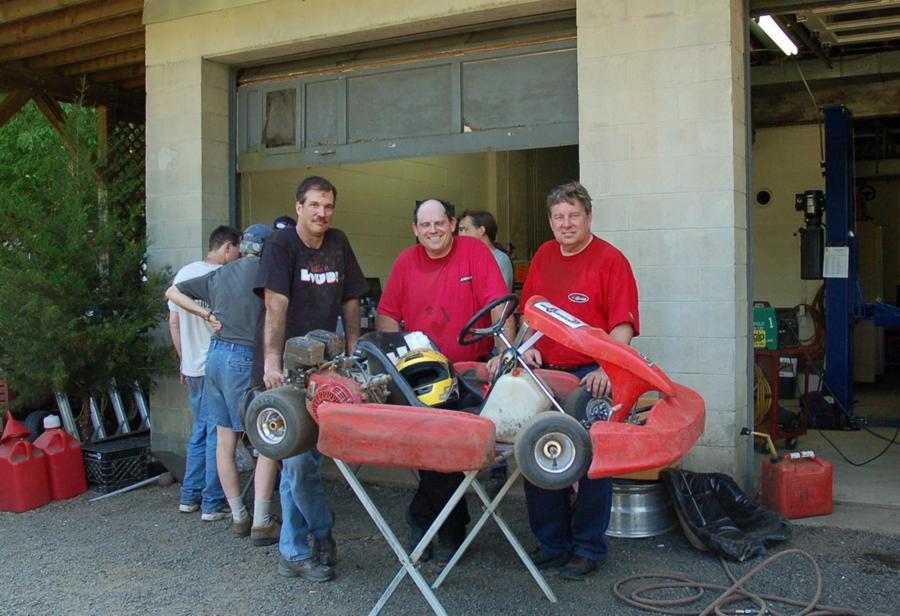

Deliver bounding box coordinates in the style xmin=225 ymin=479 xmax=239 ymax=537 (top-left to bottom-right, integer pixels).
xmin=277 ymin=556 xmax=334 ymax=582
xmin=559 ymin=555 xmax=602 ymax=580
xmin=405 ymin=509 xmax=432 ymax=562
xmin=529 ymin=547 xmax=571 ymax=570
xmin=313 ymin=533 xmax=337 ymax=567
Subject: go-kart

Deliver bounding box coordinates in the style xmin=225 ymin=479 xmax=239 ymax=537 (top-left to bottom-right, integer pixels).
xmin=243 ymin=294 xmax=705 ymax=490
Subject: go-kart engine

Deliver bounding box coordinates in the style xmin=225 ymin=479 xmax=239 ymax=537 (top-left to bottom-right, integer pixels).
xmin=284 ymin=329 xmax=345 ymax=372
xmin=307 ymin=372 xmax=365 ymax=423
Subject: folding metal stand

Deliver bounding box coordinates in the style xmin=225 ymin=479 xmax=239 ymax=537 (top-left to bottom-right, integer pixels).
xmin=333 ymin=453 xmax=557 ymax=616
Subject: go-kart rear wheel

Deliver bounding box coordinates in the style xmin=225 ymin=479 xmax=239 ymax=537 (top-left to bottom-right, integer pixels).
xmin=244 ymin=386 xmax=317 ymax=460
xmin=514 ymin=412 xmax=592 ymax=491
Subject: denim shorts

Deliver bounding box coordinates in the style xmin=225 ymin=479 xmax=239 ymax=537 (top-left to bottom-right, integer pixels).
xmin=202 ymin=339 xmax=254 ymax=432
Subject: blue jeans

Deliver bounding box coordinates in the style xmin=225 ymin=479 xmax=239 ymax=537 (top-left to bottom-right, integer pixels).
xmin=181 ymin=375 xmax=225 ymax=513
xmin=524 ymin=363 xmax=610 ymax=561
xmin=203 ymin=339 xmax=254 ymax=432
xmin=279 ymin=448 xmax=334 ymax=562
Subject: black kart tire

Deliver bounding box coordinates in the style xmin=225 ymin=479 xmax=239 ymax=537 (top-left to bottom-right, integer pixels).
xmin=514 ymin=412 xmax=592 ymax=491
xmin=244 ymin=387 xmax=317 ymax=460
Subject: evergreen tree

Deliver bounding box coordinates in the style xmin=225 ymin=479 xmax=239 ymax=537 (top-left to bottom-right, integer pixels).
xmin=0 ymin=98 xmax=171 ymax=433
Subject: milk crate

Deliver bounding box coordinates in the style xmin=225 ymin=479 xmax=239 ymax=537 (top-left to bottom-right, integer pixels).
xmin=82 ymin=432 xmax=150 ymax=493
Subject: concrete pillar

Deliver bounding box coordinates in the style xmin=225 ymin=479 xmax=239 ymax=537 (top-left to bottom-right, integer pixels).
xmin=145 ymin=56 xmax=232 ymax=469
xmin=576 ymin=0 xmax=749 ymax=479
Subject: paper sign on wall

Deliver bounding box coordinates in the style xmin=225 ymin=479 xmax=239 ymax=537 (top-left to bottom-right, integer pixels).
xmin=823 ymin=246 xmax=849 ymax=278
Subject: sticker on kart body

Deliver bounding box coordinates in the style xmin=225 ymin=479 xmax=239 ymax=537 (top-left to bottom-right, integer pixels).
xmin=533 ymin=301 xmax=586 ymax=328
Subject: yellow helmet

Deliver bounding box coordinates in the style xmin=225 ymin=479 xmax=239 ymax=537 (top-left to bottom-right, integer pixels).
xmin=396 ymin=348 xmax=458 ymax=407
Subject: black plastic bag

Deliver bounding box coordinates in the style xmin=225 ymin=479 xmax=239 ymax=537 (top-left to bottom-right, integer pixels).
xmin=661 ymin=469 xmax=790 ymax=562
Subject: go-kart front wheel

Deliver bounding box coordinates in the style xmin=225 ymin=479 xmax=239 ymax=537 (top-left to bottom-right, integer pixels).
xmin=514 ymin=412 xmax=592 ymax=490
xmin=244 ymin=386 xmax=317 ymax=460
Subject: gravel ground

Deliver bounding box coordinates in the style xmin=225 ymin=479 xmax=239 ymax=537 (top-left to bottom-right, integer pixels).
xmin=1 ymin=478 xmax=898 ymax=616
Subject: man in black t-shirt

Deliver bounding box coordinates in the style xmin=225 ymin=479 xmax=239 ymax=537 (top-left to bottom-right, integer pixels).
xmin=254 ymin=176 xmax=368 ymax=583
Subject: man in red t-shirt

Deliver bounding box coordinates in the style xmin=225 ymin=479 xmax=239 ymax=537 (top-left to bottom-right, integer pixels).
xmin=377 ymin=197 xmax=514 ymax=566
xmin=513 ymin=181 xmax=639 ymax=580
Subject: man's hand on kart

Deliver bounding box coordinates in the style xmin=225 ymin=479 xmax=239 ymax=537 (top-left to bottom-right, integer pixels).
xmin=263 ymin=366 xmax=285 ymax=390
xmin=581 ymin=365 xmax=611 ymax=398
xmin=486 ymin=348 xmax=542 ymax=379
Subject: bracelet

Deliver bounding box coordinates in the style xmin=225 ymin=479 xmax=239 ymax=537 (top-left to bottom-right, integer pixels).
xmin=205 ymin=311 xmax=213 ymax=322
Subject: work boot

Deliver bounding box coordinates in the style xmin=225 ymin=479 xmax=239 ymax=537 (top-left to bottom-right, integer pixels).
xmin=528 ymin=547 xmax=570 ymax=570
xmin=231 ymin=517 xmax=251 ymax=537
xmin=312 ymin=533 xmax=337 ymax=566
xmin=250 ymin=519 xmax=281 ymax=546
xmin=559 ymin=555 xmax=603 ymax=581
xmin=277 ymin=556 xmax=334 ymax=582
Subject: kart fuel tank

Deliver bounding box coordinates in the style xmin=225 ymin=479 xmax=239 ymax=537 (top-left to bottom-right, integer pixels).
xmin=479 ymin=368 xmax=553 ymax=443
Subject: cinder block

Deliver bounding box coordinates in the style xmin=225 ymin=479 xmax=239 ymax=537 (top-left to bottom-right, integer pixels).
xmin=629 ymin=193 xmax=700 ymax=229
xmin=682 ymin=445 xmax=736 ymax=476
xmin=675 ymin=372 xmax=737 ymax=411
xmin=697 ymin=409 xmax=738 ymax=448
xmin=634 ymin=266 xmax=700 ymax=302
xmin=677 ymin=80 xmax=733 ymax=121
xmin=700 ymin=337 xmax=737 ymax=375
xmin=699 ymin=266 xmax=737 ymax=301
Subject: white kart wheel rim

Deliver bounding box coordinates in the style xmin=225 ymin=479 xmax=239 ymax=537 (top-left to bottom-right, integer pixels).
xmin=533 ymin=431 xmax=576 ymax=474
xmin=257 ymin=407 xmax=286 ymax=445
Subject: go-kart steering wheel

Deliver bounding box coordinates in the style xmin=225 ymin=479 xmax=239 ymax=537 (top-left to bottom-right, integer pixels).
xmin=458 ymin=293 xmax=519 ymax=346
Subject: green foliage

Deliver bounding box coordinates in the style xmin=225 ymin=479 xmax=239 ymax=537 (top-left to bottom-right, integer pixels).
xmin=0 ymin=99 xmax=171 ymax=411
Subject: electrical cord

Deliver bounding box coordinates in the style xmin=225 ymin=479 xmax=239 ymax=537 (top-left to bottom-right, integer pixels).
xmin=613 ymin=548 xmax=889 ymax=616
xmin=775 ymin=295 xmax=899 ymax=465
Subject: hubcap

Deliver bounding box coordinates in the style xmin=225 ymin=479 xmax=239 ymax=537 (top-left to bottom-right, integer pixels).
xmin=533 ymin=431 xmax=576 ymax=474
xmin=257 ymin=407 xmax=286 ymax=445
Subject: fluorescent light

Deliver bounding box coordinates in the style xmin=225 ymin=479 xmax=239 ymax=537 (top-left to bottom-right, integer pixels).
xmin=757 ymin=15 xmax=799 ymax=56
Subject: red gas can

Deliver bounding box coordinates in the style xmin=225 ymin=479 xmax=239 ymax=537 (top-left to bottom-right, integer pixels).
xmin=0 ymin=438 xmax=51 ymax=512
xmin=761 ymin=453 xmax=833 ymax=519
xmin=34 ymin=416 xmax=87 ymax=500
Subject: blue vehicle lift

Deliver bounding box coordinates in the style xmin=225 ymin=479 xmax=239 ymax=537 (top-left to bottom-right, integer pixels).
xmin=822 ymin=105 xmax=900 ymax=416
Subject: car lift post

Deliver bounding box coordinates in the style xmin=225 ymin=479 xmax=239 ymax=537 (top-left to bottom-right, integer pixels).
xmin=823 ymin=105 xmax=900 ymax=418
xmin=822 ymin=105 xmax=855 ymax=416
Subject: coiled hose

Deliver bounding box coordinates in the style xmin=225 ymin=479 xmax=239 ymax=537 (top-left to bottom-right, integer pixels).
xmin=613 ymin=548 xmax=888 ymax=616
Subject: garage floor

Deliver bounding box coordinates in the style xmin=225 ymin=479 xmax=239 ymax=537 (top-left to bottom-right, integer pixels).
xmin=754 ymin=368 xmax=900 ymax=534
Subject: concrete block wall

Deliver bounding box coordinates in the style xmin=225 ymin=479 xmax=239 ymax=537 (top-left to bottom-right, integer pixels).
xmin=576 ymin=0 xmax=749 ymax=478
xmin=145 ymin=55 xmax=232 ymax=460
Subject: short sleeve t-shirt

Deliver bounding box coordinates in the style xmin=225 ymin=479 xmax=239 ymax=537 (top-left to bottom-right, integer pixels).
xmin=169 ymin=260 xmax=220 ymax=376
xmin=252 ymin=227 xmax=368 ymax=383
xmin=378 ymin=236 xmax=508 ymax=363
xmin=492 ymin=247 xmax=514 ymax=292
xmin=177 ymin=256 xmax=262 ymax=347
xmin=521 ymin=236 xmax=640 ymax=367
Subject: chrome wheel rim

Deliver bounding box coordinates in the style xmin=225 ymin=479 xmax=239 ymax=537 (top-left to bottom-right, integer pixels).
xmin=533 ymin=431 xmax=576 ymax=474
xmin=257 ymin=407 xmax=286 ymax=445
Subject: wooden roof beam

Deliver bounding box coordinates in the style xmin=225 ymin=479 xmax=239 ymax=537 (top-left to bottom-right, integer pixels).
xmin=0 ymin=0 xmax=142 ymax=46
xmin=27 ymin=32 xmax=144 ymax=69
xmin=0 ymin=13 xmax=143 ymax=62
xmin=61 ymin=49 xmax=144 ymax=75
xmin=89 ymin=64 xmax=144 ymax=84
xmin=0 ymin=62 xmax=143 ymax=115
xmin=0 ymin=90 xmax=32 ymax=128
xmin=0 ymin=0 xmax=93 ymax=25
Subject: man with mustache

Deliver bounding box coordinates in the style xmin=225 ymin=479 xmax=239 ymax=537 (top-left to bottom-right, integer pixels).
xmin=253 ymin=176 xmax=368 ymax=582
